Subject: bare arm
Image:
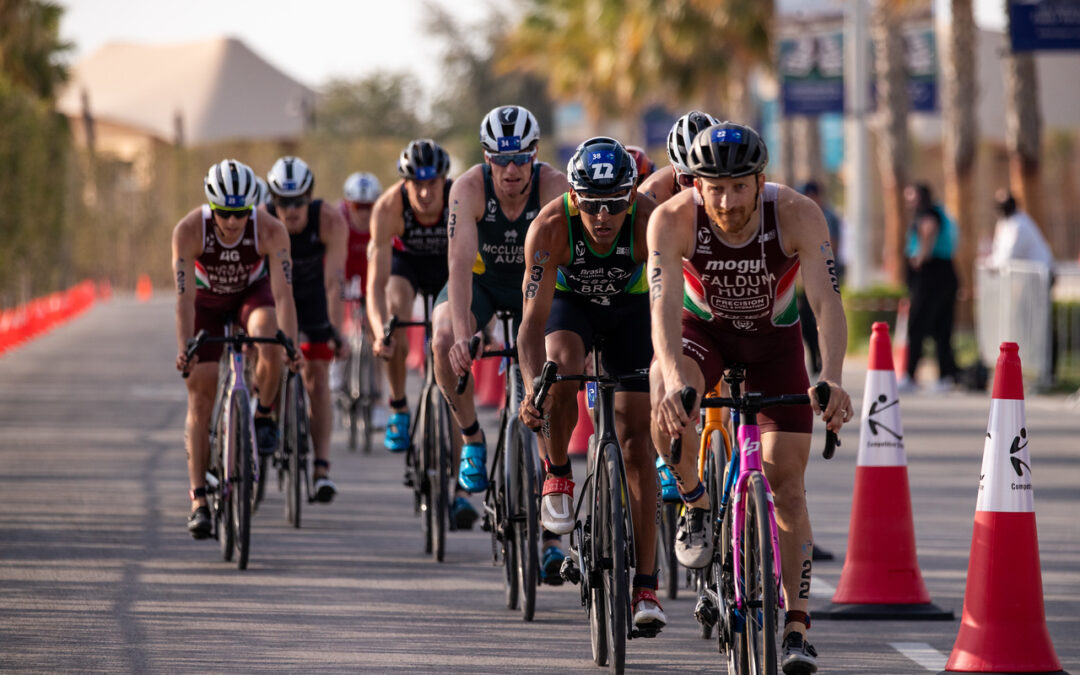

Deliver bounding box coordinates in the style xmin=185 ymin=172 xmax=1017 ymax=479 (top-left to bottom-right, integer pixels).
xmin=519 ymin=199 xmax=569 ymax=401
xmin=172 ymin=210 xmax=201 ymax=370
xmin=781 ymin=187 xmax=852 ymax=431
xmin=365 ymin=187 xmax=403 ymax=341
xmin=911 ymin=213 xmax=940 ymax=269
xmin=259 ymin=215 xmax=299 ymax=345
xmin=320 ymin=201 xmax=349 ymax=336
xmin=446 ymin=168 xmax=483 ymax=350
xmin=648 ymin=193 xmax=695 ymax=393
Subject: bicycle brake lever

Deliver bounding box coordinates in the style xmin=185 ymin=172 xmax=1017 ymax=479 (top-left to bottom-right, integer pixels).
xmin=455 ymin=335 xmax=483 ymax=395
xmin=669 ymin=386 xmax=697 ymax=464
xmin=813 ymin=381 xmax=841 ymax=459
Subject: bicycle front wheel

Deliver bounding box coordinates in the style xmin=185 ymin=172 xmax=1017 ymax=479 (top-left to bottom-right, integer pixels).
xmin=735 ymin=472 xmax=778 ymax=675
xmin=659 ymin=501 xmax=680 ymax=600
xmin=600 ymin=443 xmax=629 ymax=673
xmin=514 ymin=427 xmax=540 ymax=621
xmin=283 ymin=373 xmax=304 ymax=529
xmin=430 ymin=387 xmax=452 ymax=563
xmin=232 ymin=391 xmax=254 ymax=570
xmin=587 ymin=450 xmax=609 ymax=667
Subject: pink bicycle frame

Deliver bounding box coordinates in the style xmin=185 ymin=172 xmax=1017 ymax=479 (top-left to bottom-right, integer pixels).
xmin=730 ymin=421 xmax=784 ymax=612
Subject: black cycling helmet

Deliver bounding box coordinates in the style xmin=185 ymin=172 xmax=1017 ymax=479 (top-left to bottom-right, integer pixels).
xmin=566 ymin=137 xmax=637 ymax=196
xmin=687 ymin=122 xmax=769 ymax=179
xmin=397 ymin=138 xmax=451 ymax=180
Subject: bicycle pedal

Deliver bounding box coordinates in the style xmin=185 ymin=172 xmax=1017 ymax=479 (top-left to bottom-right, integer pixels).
xmin=559 ymin=556 xmax=581 ymax=585
xmin=631 ymin=624 xmax=663 ymax=639
xmin=694 ymin=596 xmax=718 ymax=627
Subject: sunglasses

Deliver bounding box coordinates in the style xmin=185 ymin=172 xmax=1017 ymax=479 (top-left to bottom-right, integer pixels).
xmin=675 ymin=171 xmax=696 ymax=189
xmin=212 ymin=207 xmax=252 ymax=220
xmin=274 ymin=195 xmax=309 ymax=209
xmin=349 ymin=201 xmax=374 ymax=209
xmin=486 ymin=151 xmax=535 ymax=167
xmin=576 ymin=194 xmax=632 ymax=216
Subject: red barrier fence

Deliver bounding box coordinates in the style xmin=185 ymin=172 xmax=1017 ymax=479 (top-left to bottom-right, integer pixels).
xmin=0 ymin=280 xmax=109 ymax=356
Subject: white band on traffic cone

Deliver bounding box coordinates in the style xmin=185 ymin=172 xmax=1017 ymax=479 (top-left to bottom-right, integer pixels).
xmin=856 ymin=370 xmax=906 ymax=467
xmin=976 ymin=399 xmax=1034 ymax=513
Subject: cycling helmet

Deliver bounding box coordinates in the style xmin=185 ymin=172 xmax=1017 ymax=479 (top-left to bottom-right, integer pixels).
xmin=667 ymin=110 xmax=719 ymax=174
xmin=566 ymin=137 xmax=637 ymax=196
xmin=203 ymin=159 xmax=259 ymax=209
xmin=479 ymin=105 xmax=540 ymax=153
xmin=253 ymin=176 xmax=271 ymax=205
xmin=343 ymin=172 xmax=383 ymax=203
xmin=687 ymin=122 xmax=769 ymax=179
xmin=397 ymin=139 xmax=451 ymax=180
xmin=625 ymin=145 xmax=656 ymax=185
xmin=267 ymin=156 xmax=315 ymax=197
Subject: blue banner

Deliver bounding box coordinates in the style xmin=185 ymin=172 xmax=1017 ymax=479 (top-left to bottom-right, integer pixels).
xmin=1009 ymin=0 xmax=1080 ymax=51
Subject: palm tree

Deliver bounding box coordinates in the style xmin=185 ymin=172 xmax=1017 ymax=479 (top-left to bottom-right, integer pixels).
xmin=1001 ymin=0 xmax=1044 ymax=230
xmin=871 ymin=0 xmax=911 ymax=285
xmin=499 ymin=0 xmax=773 ymax=122
xmin=0 ymin=0 xmax=71 ymax=100
xmin=940 ymin=0 xmax=978 ymax=322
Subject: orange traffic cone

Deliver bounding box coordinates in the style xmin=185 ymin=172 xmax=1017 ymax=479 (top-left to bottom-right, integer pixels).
xmin=894 ymin=298 xmax=910 ymax=380
xmin=943 ymin=343 xmax=1065 ymax=673
xmin=135 ymin=274 xmax=153 ymax=302
xmin=818 ymin=322 xmax=952 ymax=620
xmin=476 ymin=353 xmax=506 ymax=408
xmin=567 ymin=388 xmax=593 ymax=457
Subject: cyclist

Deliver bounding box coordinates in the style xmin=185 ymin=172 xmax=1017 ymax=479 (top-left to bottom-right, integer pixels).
xmin=331 ymin=171 xmax=382 ymax=393
xmin=647 ymin=122 xmax=853 ymax=673
xmin=264 ymin=156 xmax=349 ymax=504
xmin=431 ymin=105 xmax=569 ymax=570
xmin=517 ymin=137 xmax=666 ymax=632
xmin=365 ymin=140 xmax=459 ymax=497
xmin=173 ymin=159 xmax=301 ymax=538
xmin=625 ymin=145 xmax=656 ymax=186
xmin=638 ymin=110 xmax=718 ymax=204
xmin=253 ymin=176 xmax=271 ymax=206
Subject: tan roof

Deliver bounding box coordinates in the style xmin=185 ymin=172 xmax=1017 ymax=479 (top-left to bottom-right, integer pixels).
xmin=58 ymin=36 xmax=314 ymax=145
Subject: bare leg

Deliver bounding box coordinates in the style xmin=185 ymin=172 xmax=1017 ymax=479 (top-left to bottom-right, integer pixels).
xmin=649 ymin=356 xmax=708 ymax=508
xmin=616 ymin=390 xmax=657 ymax=579
xmin=184 ymin=363 xmax=217 ymax=507
xmin=763 ymin=431 xmax=813 ymax=639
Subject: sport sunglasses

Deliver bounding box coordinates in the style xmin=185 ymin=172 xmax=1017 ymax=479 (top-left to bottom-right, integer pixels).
xmin=675 ymin=171 xmax=696 ymax=189
xmin=273 ymin=195 xmax=310 ymax=209
xmin=576 ymin=194 xmax=632 ymax=216
xmin=485 ymin=150 xmax=535 ymax=167
xmin=212 ymin=206 xmax=253 ymax=220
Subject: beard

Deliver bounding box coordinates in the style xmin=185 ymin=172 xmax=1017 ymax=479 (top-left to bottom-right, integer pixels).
xmin=705 ymin=204 xmax=753 ymax=234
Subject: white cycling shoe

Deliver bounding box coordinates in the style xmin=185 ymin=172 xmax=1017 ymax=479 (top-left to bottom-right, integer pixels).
xmin=540 ymin=476 xmax=575 ymax=535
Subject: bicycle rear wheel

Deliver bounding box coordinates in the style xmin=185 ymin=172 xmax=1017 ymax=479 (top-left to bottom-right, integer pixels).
xmin=735 ymin=473 xmax=778 ymax=675
xmin=213 ymin=418 xmax=234 ymax=562
xmin=430 ymin=387 xmax=452 ymax=563
xmin=359 ymin=336 xmax=377 ymax=455
xmin=659 ymin=501 xmax=679 ymax=600
xmin=514 ymin=427 xmax=540 ymax=621
xmin=231 ymin=391 xmax=254 ymax=570
xmin=417 ymin=394 xmax=434 ymax=555
xmin=600 ymin=443 xmax=629 ymax=673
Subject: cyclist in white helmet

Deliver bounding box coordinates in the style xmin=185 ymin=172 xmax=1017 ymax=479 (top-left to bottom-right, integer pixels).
xmin=638 ymin=110 xmax=718 ymax=205
xmin=264 ymin=155 xmax=350 ymax=503
xmin=172 ymin=158 xmax=300 ymax=538
xmin=430 ymin=106 xmax=570 ymax=562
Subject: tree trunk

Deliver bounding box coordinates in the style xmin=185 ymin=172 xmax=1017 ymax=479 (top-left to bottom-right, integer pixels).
xmin=1002 ymin=1 xmax=1044 ymax=231
xmin=941 ymin=0 xmax=978 ymax=327
xmin=872 ymin=0 xmax=910 ymax=286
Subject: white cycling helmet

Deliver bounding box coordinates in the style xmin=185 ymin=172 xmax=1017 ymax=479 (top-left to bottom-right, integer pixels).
xmin=667 ymin=110 xmax=719 ymax=175
xmin=343 ymin=172 xmax=382 ymax=203
xmin=479 ymin=105 xmax=540 ymax=154
xmin=267 ymin=156 xmax=315 ymax=197
xmin=253 ymin=176 xmax=271 ymax=205
xmin=204 ymin=159 xmax=259 ymax=209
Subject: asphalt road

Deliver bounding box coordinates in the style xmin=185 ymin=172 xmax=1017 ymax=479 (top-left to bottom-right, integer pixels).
xmin=0 ymin=297 xmax=1076 ymax=673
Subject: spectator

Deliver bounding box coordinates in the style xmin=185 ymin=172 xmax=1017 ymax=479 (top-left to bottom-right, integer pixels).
xmin=796 ymin=180 xmax=843 ymax=376
xmin=899 ymin=183 xmax=959 ymax=393
xmin=987 ymin=188 xmax=1053 ymax=269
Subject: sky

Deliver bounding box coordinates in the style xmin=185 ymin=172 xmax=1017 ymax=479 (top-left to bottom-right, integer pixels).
xmin=60 ymin=0 xmax=1010 ymax=94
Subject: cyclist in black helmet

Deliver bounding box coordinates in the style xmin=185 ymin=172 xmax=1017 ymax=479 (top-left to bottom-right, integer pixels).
xmin=648 ymin=122 xmax=854 ymax=674
xmin=517 ymin=136 xmax=666 ymax=633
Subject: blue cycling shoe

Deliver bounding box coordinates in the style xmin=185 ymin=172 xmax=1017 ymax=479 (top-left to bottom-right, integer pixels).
xmin=656 ymin=457 xmax=680 ymax=502
xmin=457 ymin=437 xmax=488 ymax=493
xmin=451 ymin=496 xmax=478 ymax=530
xmin=384 ymin=411 xmax=410 ymax=453
xmin=540 ymin=545 xmax=565 ymax=586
